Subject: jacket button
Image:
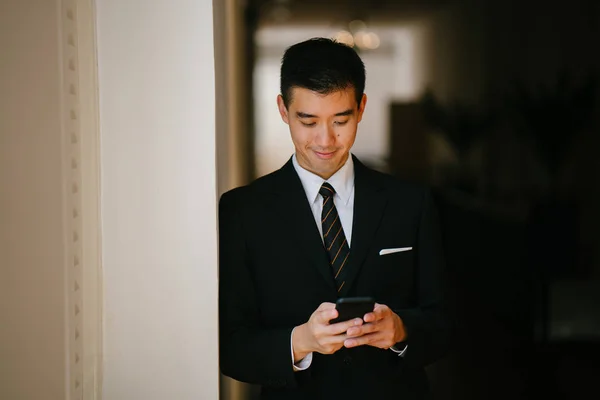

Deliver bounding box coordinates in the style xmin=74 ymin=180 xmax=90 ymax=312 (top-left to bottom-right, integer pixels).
xmin=343 ymin=355 xmax=352 ymax=365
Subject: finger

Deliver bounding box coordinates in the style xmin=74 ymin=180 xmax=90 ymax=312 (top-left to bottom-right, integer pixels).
xmin=346 ymin=321 xmax=379 ymax=337
xmin=322 ymin=332 xmax=349 ymax=346
xmin=344 ymin=332 xmax=384 ymax=348
xmin=315 ymin=308 xmax=339 ymax=324
xmin=327 ymin=318 xmax=363 ymax=335
xmin=363 ymin=305 xmax=388 ymax=323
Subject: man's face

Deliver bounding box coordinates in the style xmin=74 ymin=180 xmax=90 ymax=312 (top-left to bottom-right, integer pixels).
xmin=277 ymin=87 xmax=367 ymax=180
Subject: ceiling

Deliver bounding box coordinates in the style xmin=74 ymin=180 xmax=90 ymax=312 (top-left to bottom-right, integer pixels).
xmin=253 ymin=0 xmax=449 ymax=27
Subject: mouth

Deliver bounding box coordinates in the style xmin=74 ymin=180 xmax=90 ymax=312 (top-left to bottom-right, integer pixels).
xmin=313 ymin=150 xmax=336 ymax=160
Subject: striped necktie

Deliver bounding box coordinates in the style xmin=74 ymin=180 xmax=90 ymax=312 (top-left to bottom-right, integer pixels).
xmin=319 ymin=182 xmax=350 ymax=293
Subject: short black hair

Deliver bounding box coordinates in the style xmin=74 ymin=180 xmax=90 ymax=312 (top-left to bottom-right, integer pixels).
xmin=280 ymin=37 xmax=366 ymax=108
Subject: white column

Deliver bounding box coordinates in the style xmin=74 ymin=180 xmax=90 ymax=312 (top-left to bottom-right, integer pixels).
xmin=96 ymin=0 xmax=219 ymax=399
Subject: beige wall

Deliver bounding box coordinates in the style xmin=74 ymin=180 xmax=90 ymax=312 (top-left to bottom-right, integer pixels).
xmin=0 ymin=0 xmax=68 ymax=398
xmin=96 ymin=0 xmax=219 ymax=398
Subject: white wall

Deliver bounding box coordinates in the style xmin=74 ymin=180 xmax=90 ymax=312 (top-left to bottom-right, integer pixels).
xmin=0 ymin=1 xmax=68 ymax=398
xmin=96 ymin=1 xmax=219 ymax=398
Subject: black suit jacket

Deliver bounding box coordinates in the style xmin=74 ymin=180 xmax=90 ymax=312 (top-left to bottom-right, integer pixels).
xmin=219 ymin=156 xmax=451 ymax=400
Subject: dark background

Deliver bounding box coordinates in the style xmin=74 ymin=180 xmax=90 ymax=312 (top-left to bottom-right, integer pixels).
xmin=226 ymin=1 xmax=600 ymax=398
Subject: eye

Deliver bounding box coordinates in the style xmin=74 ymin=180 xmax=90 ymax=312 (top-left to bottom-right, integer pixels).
xmin=301 ymin=122 xmax=316 ymax=127
xmin=334 ymin=120 xmax=349 ymax=126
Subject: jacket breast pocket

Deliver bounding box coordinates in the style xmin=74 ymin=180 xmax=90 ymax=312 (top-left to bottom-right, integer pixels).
xmin=373 ymin=249 xmax=415 ymax=302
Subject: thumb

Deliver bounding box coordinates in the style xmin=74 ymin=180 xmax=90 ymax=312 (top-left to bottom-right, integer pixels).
xmin=317 ymin=302 xmax=336 ymax=311
xmin=316 ymin=308 xmax=338 ymax=324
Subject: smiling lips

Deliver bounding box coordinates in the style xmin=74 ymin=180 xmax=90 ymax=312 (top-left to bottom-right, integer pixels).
xmin=314 ymin=150 xmax=336 ymax=159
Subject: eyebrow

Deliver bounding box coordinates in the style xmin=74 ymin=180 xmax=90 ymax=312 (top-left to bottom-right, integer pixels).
xmin=296 ymin=109 xmax=354 ymax=119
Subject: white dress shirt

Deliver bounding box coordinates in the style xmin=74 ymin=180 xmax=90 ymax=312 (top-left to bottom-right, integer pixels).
xmin=292 ymin=154 xmax=355 ymax=245
xmin=290 ymin=154 xmax=406 ymax=371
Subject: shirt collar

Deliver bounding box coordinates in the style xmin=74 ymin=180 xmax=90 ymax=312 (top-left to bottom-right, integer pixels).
xmin=292 ymin=153 xmax=355 ymax=206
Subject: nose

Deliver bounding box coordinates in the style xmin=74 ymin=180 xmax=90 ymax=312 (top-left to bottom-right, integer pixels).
xmin=314 ymin=124 xmax=336 ymax=148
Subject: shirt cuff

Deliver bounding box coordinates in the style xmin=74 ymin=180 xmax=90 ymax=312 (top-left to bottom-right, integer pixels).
xmin=290 ymin=327 xmax=313 ymax=371
xmin=390 ymin=343 xmax=408 ymax=357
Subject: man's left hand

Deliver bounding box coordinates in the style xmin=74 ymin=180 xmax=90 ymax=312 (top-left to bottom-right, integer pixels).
xmin=344 ymin=303 xmax=406 ymax=349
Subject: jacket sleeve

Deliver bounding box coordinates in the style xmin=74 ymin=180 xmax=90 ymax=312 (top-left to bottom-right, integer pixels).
xmin=218 ymin=190 xmax=309 ymax=388
xmin=394 ymin=189 xmax=454 ymax=368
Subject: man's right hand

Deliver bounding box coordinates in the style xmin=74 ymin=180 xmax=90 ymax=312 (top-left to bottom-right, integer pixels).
xmin=292 ymin=302 xmax=364 ymax=363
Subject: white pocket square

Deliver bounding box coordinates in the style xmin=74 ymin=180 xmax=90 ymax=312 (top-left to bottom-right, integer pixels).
xmin=379 ymin=247 xmax=413 ymax=256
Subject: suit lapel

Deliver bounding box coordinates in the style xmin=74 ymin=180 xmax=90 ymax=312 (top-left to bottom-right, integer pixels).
xmin=269 ymin=159 xmax=337 ymax=291
xmin=338 ymin=156 xmax=387 ymax=297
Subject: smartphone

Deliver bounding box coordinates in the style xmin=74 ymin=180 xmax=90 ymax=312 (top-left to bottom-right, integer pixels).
xmin=329 ymin=296 xmax=375 ymax=324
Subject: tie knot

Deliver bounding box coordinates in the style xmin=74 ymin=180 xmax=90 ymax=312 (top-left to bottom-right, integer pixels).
xmin=319 ymin=182 xmax=336 ymax=199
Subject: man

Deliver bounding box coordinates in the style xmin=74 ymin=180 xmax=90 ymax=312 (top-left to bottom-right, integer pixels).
xmin=219 ymin=38 xmax=451 ymax=399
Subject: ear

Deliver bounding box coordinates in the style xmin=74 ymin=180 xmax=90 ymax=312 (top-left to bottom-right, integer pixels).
xmin=357 ymin=94 xmax=367 ymax=123
xmin=277 ymin=95 xmax=289 ymax=124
